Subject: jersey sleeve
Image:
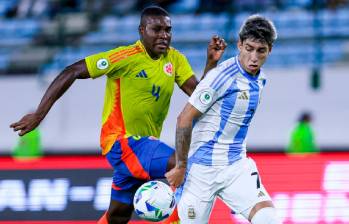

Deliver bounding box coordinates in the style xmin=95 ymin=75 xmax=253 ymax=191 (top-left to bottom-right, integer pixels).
xmin=85 ymin=47 xmax=128 ymax=79
xmin=188 ymin=68 xmax=228 ymax=113
xmin=173 ymin=51 xmax=195 ymax=87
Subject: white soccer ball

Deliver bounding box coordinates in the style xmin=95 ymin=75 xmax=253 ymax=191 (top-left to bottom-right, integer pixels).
xmin=133 ymin=180 xmax=176 ymax=222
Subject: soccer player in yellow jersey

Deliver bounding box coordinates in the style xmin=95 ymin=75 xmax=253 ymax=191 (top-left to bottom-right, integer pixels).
xmin=10 ymin=6 xmax=226 ymax=224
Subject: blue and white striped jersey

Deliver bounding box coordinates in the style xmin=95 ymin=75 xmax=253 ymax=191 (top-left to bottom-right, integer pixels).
xmin=188 ymin=56 xmax=267 ymax=166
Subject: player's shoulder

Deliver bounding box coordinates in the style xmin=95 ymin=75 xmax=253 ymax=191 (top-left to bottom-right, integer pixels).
xmin=217 ymin=56 xmax=238 ymax=71
xmin=106 ymin=41 xmax=143 ymax=55
xmin=101 ymin=41 xmax=144 ymax=65
xmin=196 ymin=57 xmax=239 ymax=91
xmin=258 ymin=69 xmax=267 ymax=85
xmin=259 ymin=70 xmax=266 ymax=78
xmin=210 ymin=57 xmax=237 ymax=79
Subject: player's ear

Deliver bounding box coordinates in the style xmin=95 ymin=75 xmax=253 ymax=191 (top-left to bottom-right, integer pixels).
xmin=237 ymin=39 xmax=243 ymax=51
xmin=139 ymin=25 xmax=144 ymax=36
xmin=268 ymin=45 xmax=273 ymax=53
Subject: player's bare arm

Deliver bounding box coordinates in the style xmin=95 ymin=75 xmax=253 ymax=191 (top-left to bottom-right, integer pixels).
xmin=180 ymin=35 xmax=227 ymax=96
xmin=175 ymin=126 xmax=192 ymax=169
xmin=165 ymin=103 xmax=202 ymax=187
xmin=10 ymin=59 xmax=90 ymax=136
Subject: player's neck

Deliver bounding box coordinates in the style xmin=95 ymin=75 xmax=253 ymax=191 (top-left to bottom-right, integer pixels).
xmin=140 ymin=40 xmax=161 ymax=60
xmin=147 ymin=51 xmax=161 ymax=60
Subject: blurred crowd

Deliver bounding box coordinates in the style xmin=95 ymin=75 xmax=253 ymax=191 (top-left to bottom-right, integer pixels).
xmin=4 ymin=0 xmax=349 ymax=19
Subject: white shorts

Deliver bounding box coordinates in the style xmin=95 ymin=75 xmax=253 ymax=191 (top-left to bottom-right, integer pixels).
xmin=177 ymin=157 xmax=271 ymax=223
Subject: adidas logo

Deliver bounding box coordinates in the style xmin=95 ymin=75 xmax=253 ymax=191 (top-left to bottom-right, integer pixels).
xmin=258 ymin=191 xmax=265 ymax=197
xmin=238 ymin=91 xmax=249 ymax=100
xmin=136 ymin=70 xmax=147 ymax=78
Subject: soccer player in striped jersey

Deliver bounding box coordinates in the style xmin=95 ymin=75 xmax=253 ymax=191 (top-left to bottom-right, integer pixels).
xmin=166 ymin=15 xmax=280 ymax=223
xmin=10 ymin=6 xmax=226 ymax=224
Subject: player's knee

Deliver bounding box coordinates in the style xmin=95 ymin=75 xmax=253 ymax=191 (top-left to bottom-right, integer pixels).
xmin=250 ymin=207 xmax=280 ymax=224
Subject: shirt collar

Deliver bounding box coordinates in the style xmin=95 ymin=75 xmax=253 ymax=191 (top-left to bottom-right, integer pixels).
xmin=136 ymin=40 xmax=165 ymax=61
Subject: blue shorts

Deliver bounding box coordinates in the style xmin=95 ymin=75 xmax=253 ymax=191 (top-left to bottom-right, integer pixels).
xmin=106 ymin=136 xmax=174 ymax=204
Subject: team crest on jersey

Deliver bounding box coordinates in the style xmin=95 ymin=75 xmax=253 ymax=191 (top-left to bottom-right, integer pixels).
xmin=188 ymin=206 xmax=196 ymax=219
xmin=97 ymin=58 xmax=109 ymax=70
xmin=199 ymin=91 xmax=213 ymax=105
xmin=163 ymin=62 xmax=173 ymax=76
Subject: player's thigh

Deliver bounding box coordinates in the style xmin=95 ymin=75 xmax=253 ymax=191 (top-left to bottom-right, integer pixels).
xmin=178 ymin=193 xmax=214 ymax=224
xmin=105 ymin=137 xmax=175 ymax=206
xmin=148 ymin=138 xmax=175 ymax=178
xmin=120 ymin=136 xmax=175 ymax=179
xmin=107 ymin=136 xmax=174 ymax=180
xmin=177 ymin=163 xmax=217 ymax=223
xmin=106 ymin=137 xmax=150 ymax=204
xmin=219 ymin=158 xmax=272 ymax=214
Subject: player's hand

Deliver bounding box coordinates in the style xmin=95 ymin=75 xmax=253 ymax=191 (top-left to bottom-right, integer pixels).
xmin=165 ymin=166 xmax=186 ymax=188
xmin=10 ymin=113 xmax=42 ymax=136
xmin=207 ymin=35 xmax=227 ymax=64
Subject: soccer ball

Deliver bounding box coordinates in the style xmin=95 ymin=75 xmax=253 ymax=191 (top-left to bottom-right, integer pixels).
xmin=133 ymin=180 xmax=176 ymax=222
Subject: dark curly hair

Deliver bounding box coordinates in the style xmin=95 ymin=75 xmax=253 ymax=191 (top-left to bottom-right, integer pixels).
xmin=239 ymin=14 xmax=277 ymax=48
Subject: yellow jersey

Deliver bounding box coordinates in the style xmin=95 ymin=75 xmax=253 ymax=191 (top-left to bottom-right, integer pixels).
xmin=85 ymin=40 xmax=194 ymax=154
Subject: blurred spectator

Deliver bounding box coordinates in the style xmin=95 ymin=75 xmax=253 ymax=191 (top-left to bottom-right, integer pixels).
xmin=196 ymin=0 xmax=232 ymax=13
xmin=287 ymin=112 xmax=319 ymax=154
xmin=5 ymin=0 xmax=81 ymax=19
xmin=12 ymin=127 xmax=42 ymax=159
xmin=136 ymin=0 xmax=179 ymax=11
xmin=232 ymin=0 xmax=273 ymax=12
xmin=49 ymin=0 xmax=81 ymax=19
xmin=327 ymin=0 xmax=348 ymax=9
xmin=16 ymin=0 xmax=49 ymax=18
xmin=82 ymin=0 xmax=114 ymax=16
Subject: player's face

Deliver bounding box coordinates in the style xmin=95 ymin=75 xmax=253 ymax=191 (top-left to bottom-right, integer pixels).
xmin=238 ymin=38 xmax=271 ymax=75
xmin=140 ymin=15 xmax=172 ymax=59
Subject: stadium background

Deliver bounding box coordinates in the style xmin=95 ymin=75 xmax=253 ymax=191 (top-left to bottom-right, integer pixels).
xmin=0 ymin=0 xmax=349 ymax=223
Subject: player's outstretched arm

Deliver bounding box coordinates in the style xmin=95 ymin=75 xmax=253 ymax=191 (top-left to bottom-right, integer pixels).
xmin=165 ymin=103 xmax=202 ymax=187
xmin=180 ymin=35 xmax=227 ymax=96
xmin=10 ymin=59 xmax=90 ymax=136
